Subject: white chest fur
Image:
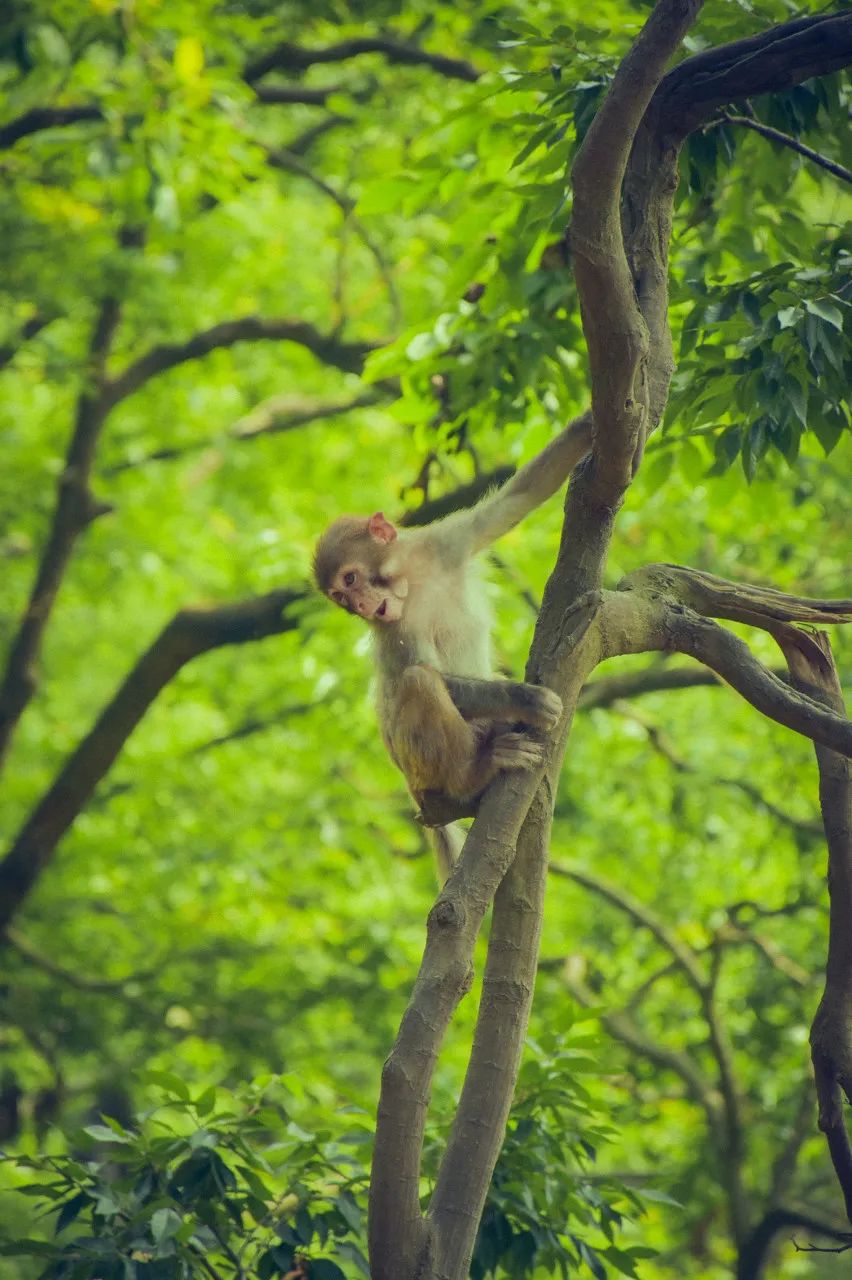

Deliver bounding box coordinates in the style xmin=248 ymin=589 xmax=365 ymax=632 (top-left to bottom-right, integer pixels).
xmin=401 ymin=560 xmax=492 ymax=678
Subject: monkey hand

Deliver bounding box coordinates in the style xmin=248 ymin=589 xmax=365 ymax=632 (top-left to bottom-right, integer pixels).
xmin=518 ymin=685 xmax=563 ymax=731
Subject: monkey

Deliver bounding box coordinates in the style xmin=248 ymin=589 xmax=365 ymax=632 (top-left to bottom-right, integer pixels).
xmin=313 ymin=414 xmax=593 ymax=880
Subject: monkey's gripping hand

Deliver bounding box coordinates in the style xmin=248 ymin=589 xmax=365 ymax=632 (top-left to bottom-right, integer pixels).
xmin=441 ymin=675 xmax=563 ymax=730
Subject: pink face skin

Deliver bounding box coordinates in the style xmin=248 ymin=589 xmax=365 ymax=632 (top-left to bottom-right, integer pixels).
xmin=327 ymin=512 xmax=407 ymax=624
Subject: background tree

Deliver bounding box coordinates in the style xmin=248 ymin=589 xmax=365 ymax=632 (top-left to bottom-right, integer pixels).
xmin=0 ymin=1 xmax=850 ymax=1277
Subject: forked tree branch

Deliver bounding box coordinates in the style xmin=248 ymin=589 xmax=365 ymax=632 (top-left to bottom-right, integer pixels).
xmin=601 ymin=584 xmax=852 ymax=758
xmin=0 ymin=590 xmax=303 ymax=932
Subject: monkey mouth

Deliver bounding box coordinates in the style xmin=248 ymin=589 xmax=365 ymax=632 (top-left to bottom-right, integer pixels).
xmin=375 ymin=599 xmax=388 ymax=620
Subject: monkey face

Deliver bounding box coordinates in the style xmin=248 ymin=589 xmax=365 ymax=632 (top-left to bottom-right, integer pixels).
xmin=328 ymin=565 xmax=406 ymax=623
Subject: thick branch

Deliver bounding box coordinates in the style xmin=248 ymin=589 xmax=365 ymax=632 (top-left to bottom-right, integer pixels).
xmin=106 ymin=318 xmax=379 ymax=408
xmin=621 ymin=563 xmax=852 ymax=632
xmin=571 ymin=0 xmax=703 ymax=497
xmin=0 ymin=295 xmax=121 ymax=770
xmin=245 ymin=36 xmax=479 ymax=85
xmin=0 ymin=590 xmax=302 ymax=931
xmin=0 ymin=104 xmax=102 ymax=149
xmin=658 ymin=13 xmax=852 ymax=139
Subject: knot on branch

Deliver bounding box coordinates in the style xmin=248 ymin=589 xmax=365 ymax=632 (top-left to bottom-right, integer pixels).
xmin=428 ymin=895 xmax=466 ymax=935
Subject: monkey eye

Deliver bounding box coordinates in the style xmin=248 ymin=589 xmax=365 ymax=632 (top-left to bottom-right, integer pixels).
xmin=343 ymin=570 xmax=357 ymax=587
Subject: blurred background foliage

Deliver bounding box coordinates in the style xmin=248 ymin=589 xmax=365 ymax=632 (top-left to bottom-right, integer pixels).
xmin=0 ymin=0 xmax=850 ymax=1276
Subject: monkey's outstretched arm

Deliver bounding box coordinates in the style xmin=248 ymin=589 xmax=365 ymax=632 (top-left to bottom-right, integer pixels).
xmin=441 ymin=673 xmax=562 ymax=729
xmin=455 ymin=411 xmax=593 ymax=554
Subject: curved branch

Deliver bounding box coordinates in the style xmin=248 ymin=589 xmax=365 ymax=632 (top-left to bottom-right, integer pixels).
xmin=0 ymin=104 xmax=102 ymax=149
xmin=579 ymin=661 xmax=724 ymax=708
xmin=739 ymin=1204 xmax=852 ymax=1277
xmin=677 ymin=613 xmax=849 ymax=756
xmin=5 ymin=927 xmax=160 ymax=992
xmin=595 ymin=588 xmax=852 ymax=757
xmin=659 ymin=12 xmax=852 ymax=138
xmin=621 ymin=563 xmax=852 ymax=631
xmin=777 ymin=633 xmax=852 ymax=1223
xmin=244 ymin=36 xmax=479 ymax=85
xmin=550 ymin=860 xmax=707 ymax=995
xmin=103 ymin=391 xmax=382 ymax=474
xmin=0 ymin=589 xmax=303 ymax=932
xmin=106 ymin=318 xmax=380 ymax=408
xmin=563 ymin=972 xmax=722 ymax=1130
xmin=612 ymin=699 xmax=823 ymax=837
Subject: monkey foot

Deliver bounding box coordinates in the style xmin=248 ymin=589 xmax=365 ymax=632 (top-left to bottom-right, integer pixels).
xmin=491 ymin=730 xmax=545 ymax=771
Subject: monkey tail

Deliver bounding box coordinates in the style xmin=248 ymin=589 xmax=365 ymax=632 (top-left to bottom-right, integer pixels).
xmin=429 ymin=824 xmax=467 ymax=885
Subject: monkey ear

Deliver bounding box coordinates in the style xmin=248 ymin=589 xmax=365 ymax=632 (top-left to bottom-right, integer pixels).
xmin=367 ymin=511 xmax=397 ymax=544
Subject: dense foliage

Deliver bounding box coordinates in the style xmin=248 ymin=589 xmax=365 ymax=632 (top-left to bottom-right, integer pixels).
xmin=0 ymin=0 xmax=850 ymax=1276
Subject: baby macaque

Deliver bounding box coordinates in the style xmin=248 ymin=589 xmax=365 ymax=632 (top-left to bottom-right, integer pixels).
xmin=313 ymin=415 xmax=593 ymax=879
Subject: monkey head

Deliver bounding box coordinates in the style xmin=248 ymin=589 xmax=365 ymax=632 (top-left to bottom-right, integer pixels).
xmin=313 ymin=511 xmax=408 ymax=623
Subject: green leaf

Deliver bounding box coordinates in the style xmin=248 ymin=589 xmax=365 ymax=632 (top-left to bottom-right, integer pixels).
xmin=151 ymin=1208 xmax=182 ymax=1243
xmin=804 ymin=298 xmax=843 ymax=330
xmin=55 ymin=1192 xmax=89 ymax=1234
xmin=145 ymin=1072 xmax=191 ymax=1102
xmin=311 ymin=1261 xmax=347 ymax=1280
xmin=174 ymin=36 xmax=205 ymax=82
xmin=405 ymin=332 xmax=440 ymax=361
xmin=194 ymin=1086 xmax=217 ymax=1116
xmin=83 ymin=1124 xmax=133 ymax=1144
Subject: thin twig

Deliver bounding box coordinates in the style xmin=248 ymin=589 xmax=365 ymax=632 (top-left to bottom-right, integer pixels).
xmin=720 ymin=112 xmax=852 ymax=185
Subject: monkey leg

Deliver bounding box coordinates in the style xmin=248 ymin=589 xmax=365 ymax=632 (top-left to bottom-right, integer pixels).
xmin=441 ymin=673 xmax=562 ymax=730
xmin=389 ymin=665 xmax=480 ymax=798
xmin=391 ymin=667 xmax=552 ymax=813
